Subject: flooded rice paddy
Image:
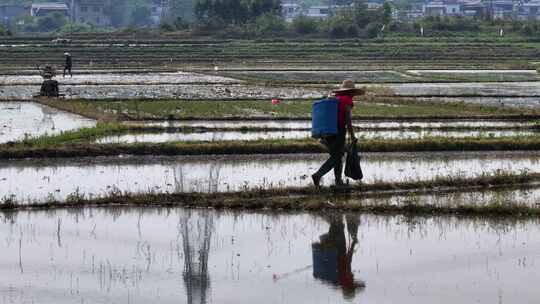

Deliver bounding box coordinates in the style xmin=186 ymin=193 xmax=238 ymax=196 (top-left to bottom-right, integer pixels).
xmin=406 ymin=70 xmax=539 ymax=81
xmin=127 ymin=119 xmax=538 ymax=130
xmin=96 ymin=129 xmax=536 ymax=144
xmin=0 ymin=102 xmax=95 ymax=143
xmin=0 ymin=84 xmax=326 ymax=100
xmin=222 ymin=69 xmax=539 ymax=82
xmin=407 ymin=69 xmax=538 ymax=75
xmin=222 ymin=70 xmax=416 ymax=82
xmin=0 ymin=72 xmax=240 ymax=85
xmin=1 ymin=152 xmax=539 ymax=203
xmin=2 ymin=209 xmax=540 ymax=304
xmin=380 ymin=82 xmax=540 ymax=97
xmin=416 ymin=96 xmax=540 ymax=109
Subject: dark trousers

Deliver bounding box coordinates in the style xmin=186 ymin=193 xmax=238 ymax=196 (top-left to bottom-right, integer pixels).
xmin=314 ymin=130 xmax=346 ymax=182
xmin=63 ymin=65 xmax=72 ymax=77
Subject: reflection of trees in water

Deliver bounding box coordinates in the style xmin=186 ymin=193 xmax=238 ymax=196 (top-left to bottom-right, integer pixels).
xmin=39 ymin=105 xmax=56 ymax=132
xmin=207 ymin=163 xmax=221 ymax=193
xmin=173 ymin=165 xmax=184 ymax=193
xmin=172 ymin=162 xmax=222 ymax=193
xmin=180 ymin=210 xmax=214 ymax=304
xmin=312 ymin=213 xmax=365 ymax=300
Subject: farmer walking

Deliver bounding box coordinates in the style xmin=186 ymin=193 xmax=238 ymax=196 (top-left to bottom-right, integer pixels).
xmin=63 ymin=52 xmax=72 ymax=77
xmin=312 ymin=80 xmax=364 ymax=187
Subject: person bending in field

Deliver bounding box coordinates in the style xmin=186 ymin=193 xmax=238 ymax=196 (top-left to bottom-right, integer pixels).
xmin=312 ymin=80 xmax=364 ymax=187
xmin=63 ymin=52 xmax=72 ymax=77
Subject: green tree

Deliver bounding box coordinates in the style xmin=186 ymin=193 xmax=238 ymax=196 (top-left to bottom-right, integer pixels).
xmin=35 ymin=12 xmax=67 ymax=32
xmin=169 ymin=0 xmax=195 ymax=21
xmin=105 ymin=0 xmax=129 ymax=27
xmin=130 ymin=6 xmax=152 ymax=27
xmin=0 ymin=24 xmax=6 ymax=36
xmin=382 ymin=2 xmax=392 ymax=25
xmin=194 ymin=0 xmax=280 ymax=25
xmin=254 ymin=12 xmax=286 ymax=35
xmin=291 ymin=15 xmax=319 ymax=35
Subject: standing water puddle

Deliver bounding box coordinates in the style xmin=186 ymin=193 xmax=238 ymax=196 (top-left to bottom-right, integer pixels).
xmin=128 ymin=119 xmax=537 ymax=129
xmin=1 ymin=152 xmax=539 ymax=203
xmin=96 ymin=129 xmax=535 ymax=144
xmin=0 ymin=102 xmax=95 ymax=143
xmin=1 ymin=209 xmax=540 ymax=303
xmin=378 ymin=82 xmax=540 ymax=97
xmin=417 ymin=96 xmax=540 ymax=109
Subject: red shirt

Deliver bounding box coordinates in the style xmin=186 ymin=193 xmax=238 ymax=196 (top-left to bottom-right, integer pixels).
xmin=336 ymin=95 xmax=354 ymax=130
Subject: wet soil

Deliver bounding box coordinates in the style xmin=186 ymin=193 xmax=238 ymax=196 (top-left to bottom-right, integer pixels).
xmin=0 ymin=84 xmax=326 ymax=101
xmin=0 ymin=72 xmax=240 ymax=85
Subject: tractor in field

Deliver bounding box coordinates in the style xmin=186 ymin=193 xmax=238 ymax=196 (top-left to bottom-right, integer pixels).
xmin=34 ymin=65 xmax=62 ymax=98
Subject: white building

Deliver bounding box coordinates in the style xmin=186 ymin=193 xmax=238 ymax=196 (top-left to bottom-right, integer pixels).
xmin=31 ymin=3 xmax=69 ymax=17
xmin=423 ymin=1 xmax=463 ymax=16
xmin=305 ymin=5 xmax=332 ymax=18
xmin=69 ymin=0 xmax=112 ymax=27
xmin=517 ymin=1 xmax=540 ymax=20
xmin=282 ymin=2 xmax=302 ymax=21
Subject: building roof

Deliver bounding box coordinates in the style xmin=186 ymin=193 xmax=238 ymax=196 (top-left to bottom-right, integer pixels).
xmin=522 ymin=1 xmax=540 ymax=7
xmin=31 ymin=3 xmax=69 ymax=10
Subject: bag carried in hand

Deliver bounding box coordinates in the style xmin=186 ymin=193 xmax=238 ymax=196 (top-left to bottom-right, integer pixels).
xmin=345 ymin=140 xmax=363 ymax=180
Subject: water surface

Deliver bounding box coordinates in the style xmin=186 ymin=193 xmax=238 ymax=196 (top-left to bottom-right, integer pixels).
xmin=1 ymin=152 xmax=539 ymax=203
xmin=1 ymin=208 xmax=540 ymax=304
xmin=95 ymin=129 xmax=536 ymax=144
xmin=0 ymin=102 xmax=95 ymax=143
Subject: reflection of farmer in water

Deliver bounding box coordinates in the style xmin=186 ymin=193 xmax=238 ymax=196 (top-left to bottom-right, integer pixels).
xmin=312 ymin=214 xmax=365 ymax=299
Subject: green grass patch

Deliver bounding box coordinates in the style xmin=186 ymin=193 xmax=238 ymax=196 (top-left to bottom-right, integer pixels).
xmin=5 ymin=131 xmax=540 ymax=158
xmin=39 ymin=98 xmax=534 ymax=121
xmin=17 ymin=123 xmax=129 ymax=147
xmin=3 ymin=170 xmax=540 ymax=217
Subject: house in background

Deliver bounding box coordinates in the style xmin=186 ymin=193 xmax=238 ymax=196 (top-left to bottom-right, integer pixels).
xmin=69 ymin=0 xmax=112 ymax=27
xmin=282 ymin=0 xmax=302 ymax=22
xmin=0 ymin=4 xmax=28 ymax=25
xmin=462 ymin=1 xmax=485 ymax=17
xmin=423 ymin=1 xmax=463 ymax=17
xmin=489 ymin=0 xmax=515 ymax=19
xmin=305 ymin=5 xmax=332 ymax=18
xmin=150 ymin=0 xmax=168 ymax=25
xmin=423 ymin=1 xmax=446 ymax=16
xmin=31 ymin=3 xmax=69 ymax=17
xmin=516 ymin=0 xmax=540 ymax=20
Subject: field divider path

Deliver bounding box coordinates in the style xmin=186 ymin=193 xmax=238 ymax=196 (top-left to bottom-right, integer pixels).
xmin=3 ymin=171 xmax=540 ymax=217
xmin=5 ymin=136 xmax=540 ymax=158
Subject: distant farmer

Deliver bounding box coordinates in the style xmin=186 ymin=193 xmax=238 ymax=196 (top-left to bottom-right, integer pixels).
xmin=63 ymin=52 xmax=72 ymax=77
xmin=312 ymin=80 xmax=365 ymax=187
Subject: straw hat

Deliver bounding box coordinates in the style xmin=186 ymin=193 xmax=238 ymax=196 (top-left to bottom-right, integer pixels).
xmin=333 ymin=79 xmax=365 ymax=96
